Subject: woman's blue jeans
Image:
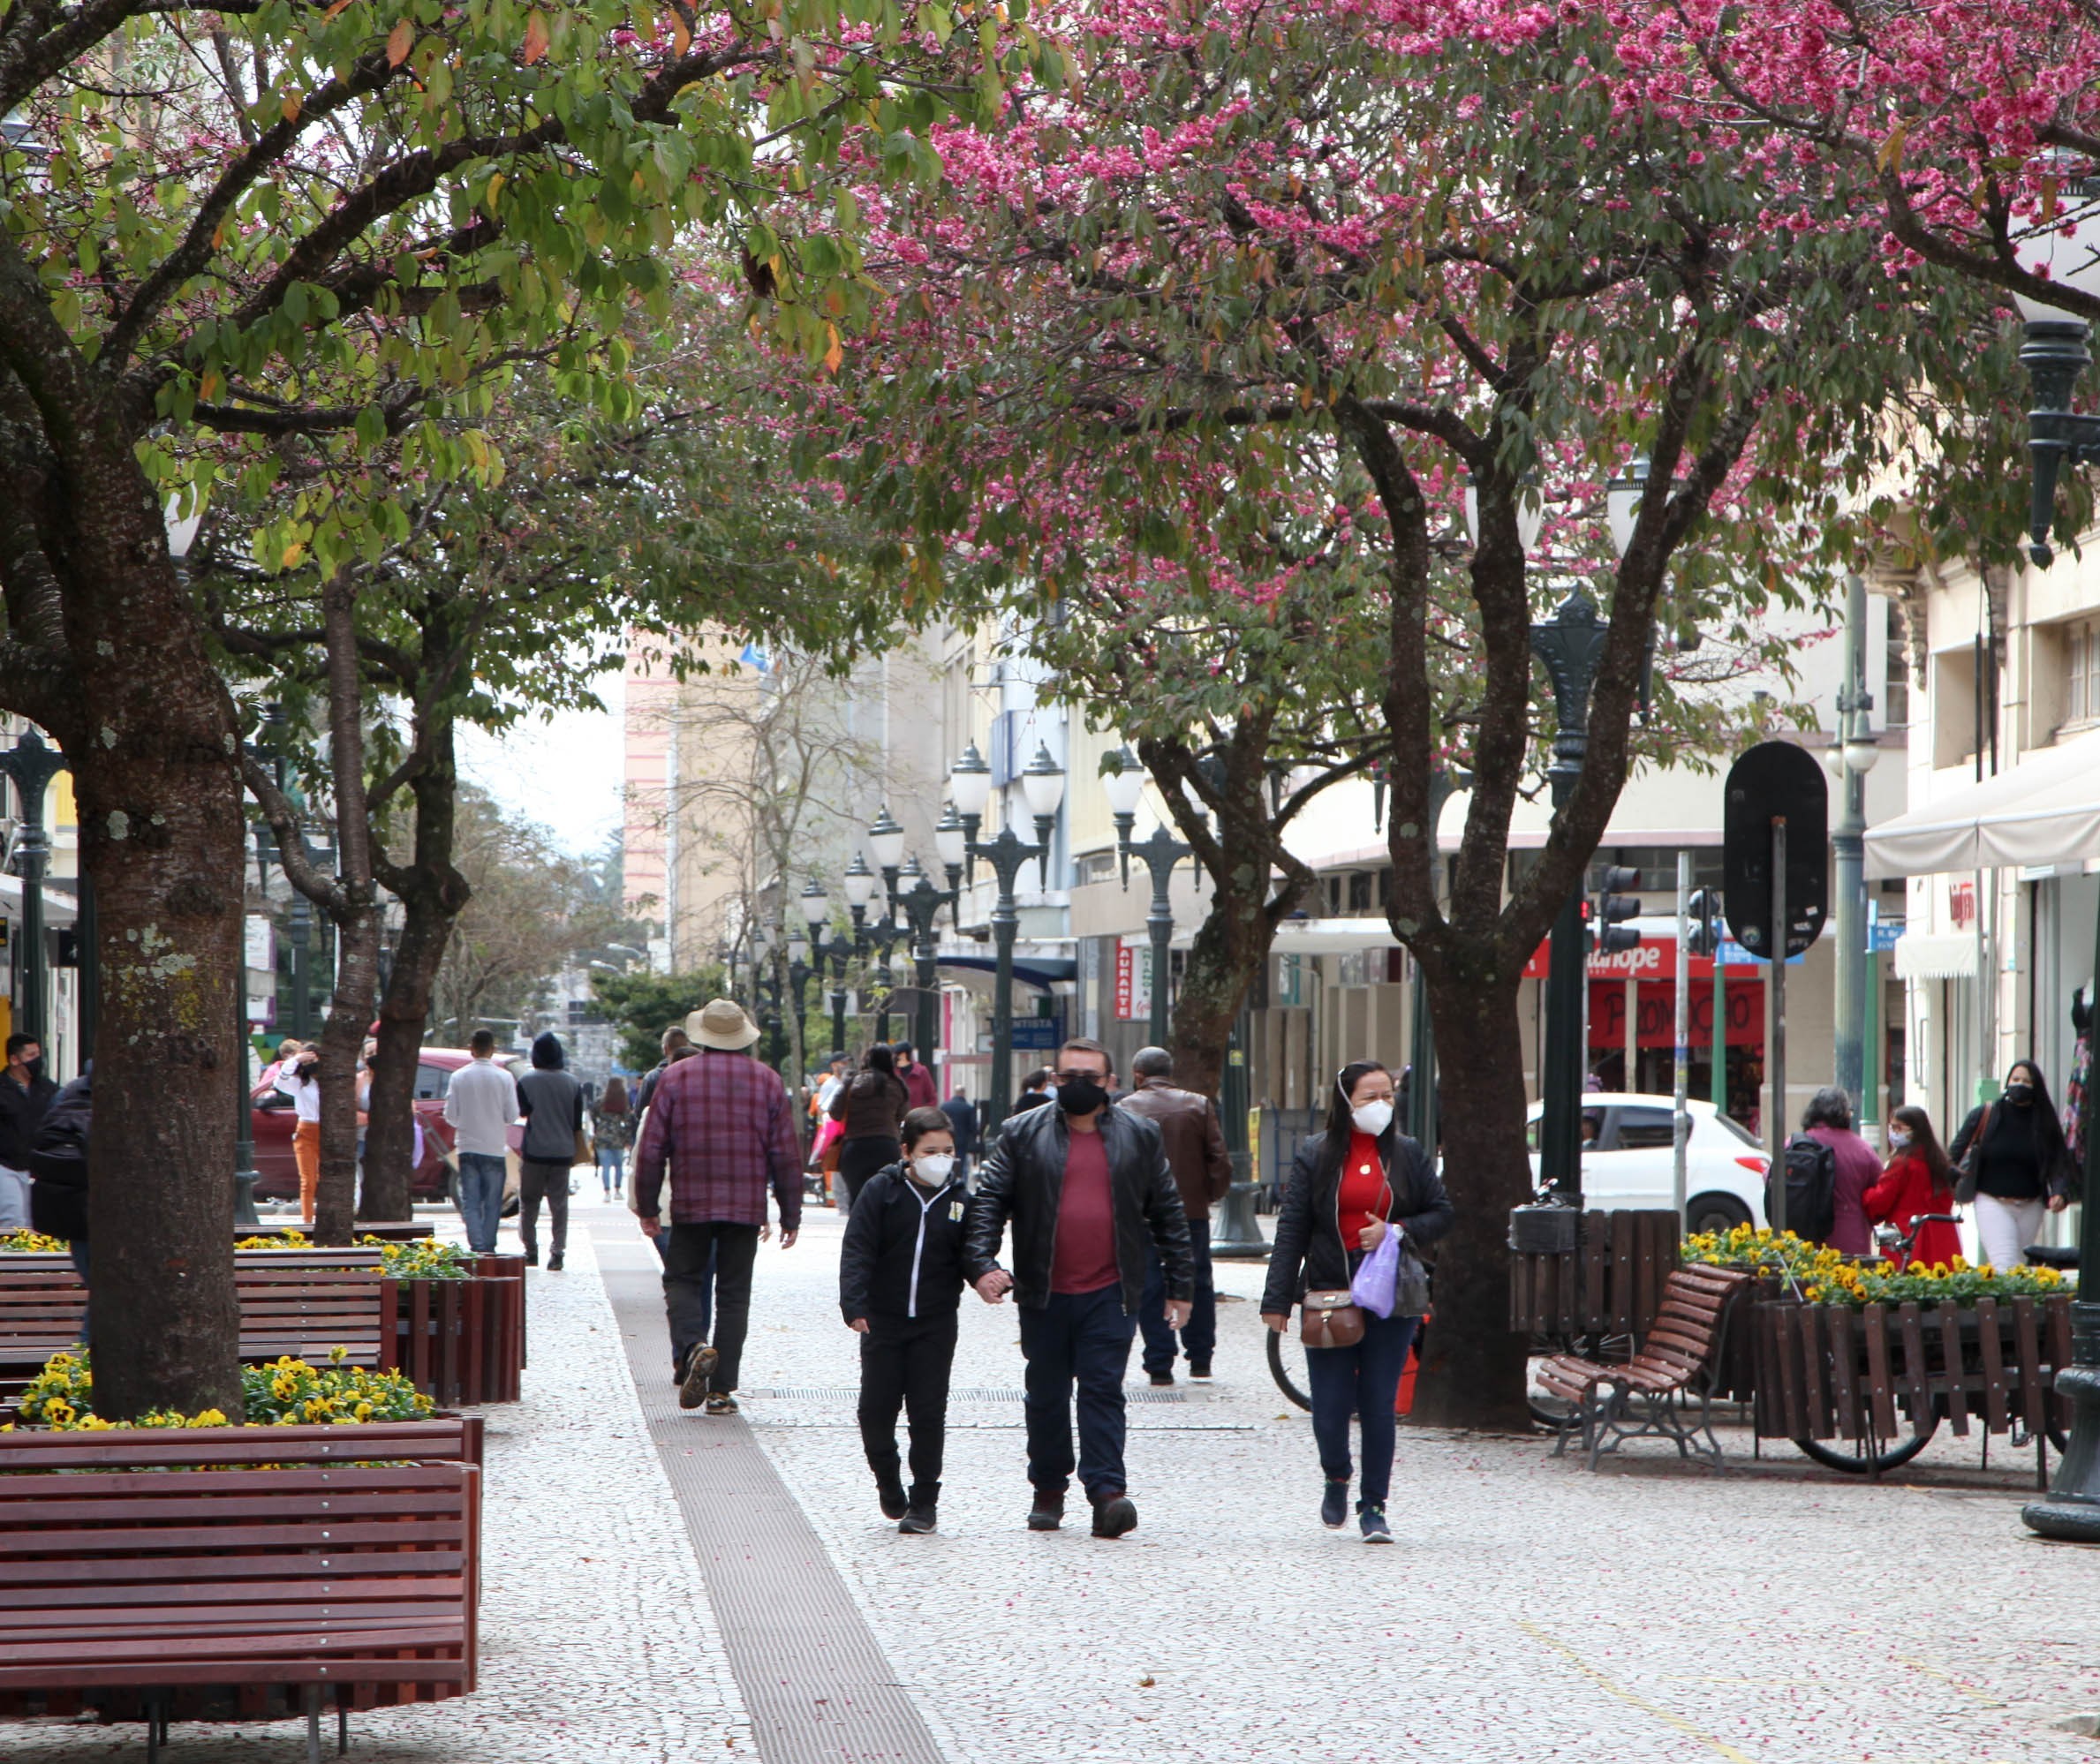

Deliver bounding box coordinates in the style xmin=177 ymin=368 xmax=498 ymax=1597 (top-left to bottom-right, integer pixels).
xmin=1305 ymin=1309 xmax=1418 ymax=1509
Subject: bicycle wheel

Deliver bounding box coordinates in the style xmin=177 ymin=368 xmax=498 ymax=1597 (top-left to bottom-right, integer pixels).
xmin=1266 ymin=1328 xmax=1311 ymax=1412
xmin=1794 ymin=1411 xmax=1939 ymax=1474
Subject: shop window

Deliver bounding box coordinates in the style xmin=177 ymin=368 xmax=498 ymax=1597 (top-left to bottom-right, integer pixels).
xmin=2068 ymin=619 xmax=2100 ymax=728
xmin=1883 ymin=601 xmax=1910 ymax=730
xmin=1932 ymin=648 xmax=1979 ymax=770
xmin=1347 ymin=871 xmax=1373 ymax=914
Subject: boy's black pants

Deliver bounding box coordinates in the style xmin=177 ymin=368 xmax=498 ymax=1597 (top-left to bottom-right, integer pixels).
xmin=857 ymin=1311 xmax=959 ymax=1505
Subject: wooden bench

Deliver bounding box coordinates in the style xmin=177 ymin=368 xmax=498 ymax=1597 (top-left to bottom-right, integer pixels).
xmin=1536 ymin=1264 xmax=1751 ymax=1470
xmin=0 ymin=1419 xmax=481 ymax=1762
xmin=238 ymin=1220 xmax=434 ymax=1242
xmin=1 ymin=1263 xmax=398 ymax=1402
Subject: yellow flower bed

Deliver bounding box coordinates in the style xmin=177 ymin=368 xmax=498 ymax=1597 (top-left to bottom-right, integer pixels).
xmin=1682 ymin=1225 xmax=2071 ymax=1308
xmin=0 ymin=1228 xmax=67 ymax=1253
xmin=11 ymin=1346 xmax=433 ymax=1431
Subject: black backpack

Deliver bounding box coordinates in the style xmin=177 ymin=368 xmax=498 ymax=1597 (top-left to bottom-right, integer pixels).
xmin=1768 ymin=1134 xmax=1837 ymax=1242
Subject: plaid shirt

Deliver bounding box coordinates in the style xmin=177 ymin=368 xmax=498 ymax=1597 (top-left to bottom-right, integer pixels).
xmin=634 ymin=1050 xmax=803 ymax=1231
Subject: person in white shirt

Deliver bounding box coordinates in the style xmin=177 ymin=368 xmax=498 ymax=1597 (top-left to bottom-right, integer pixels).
xmin=275 ymin=1044 xmax=323 ymax=1221
xmin=443 ymin=1029 xmax=518 ymax=1254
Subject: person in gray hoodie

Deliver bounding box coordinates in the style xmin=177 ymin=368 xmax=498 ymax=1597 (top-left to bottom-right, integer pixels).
xmin=517 ymin=1031 xmax=584 ymax=1270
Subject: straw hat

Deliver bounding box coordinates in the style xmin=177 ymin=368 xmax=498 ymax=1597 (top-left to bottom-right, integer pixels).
xmin=686 ymin=999 xmax=760 ymax=1051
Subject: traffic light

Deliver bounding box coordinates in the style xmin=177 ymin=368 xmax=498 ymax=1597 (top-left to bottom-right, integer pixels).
xmin=1686 ymin=887 xmax=1721 ymax=958
xmin=1589 ymin=865 xmax=1642 ymax=955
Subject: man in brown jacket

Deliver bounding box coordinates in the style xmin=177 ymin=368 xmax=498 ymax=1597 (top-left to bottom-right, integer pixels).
xmin=1120 ymin=1047 xmax=1233 ymax=1384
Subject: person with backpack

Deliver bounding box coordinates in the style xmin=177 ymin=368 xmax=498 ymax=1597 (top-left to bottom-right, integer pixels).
xmin=1776 ymin=1087 xmax=1879 ymax=1251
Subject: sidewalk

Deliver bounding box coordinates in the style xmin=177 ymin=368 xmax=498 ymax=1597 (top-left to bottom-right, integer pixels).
xmin=5 ymin=1195 xmax=2098 ymax=1763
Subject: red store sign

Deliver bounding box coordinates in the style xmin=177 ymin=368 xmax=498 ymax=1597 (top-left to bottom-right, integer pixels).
xmin=1587 ymin=979 xmax=1764 ymax=1051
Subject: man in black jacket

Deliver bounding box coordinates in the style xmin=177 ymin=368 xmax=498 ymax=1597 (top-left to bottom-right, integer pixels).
xmin=0 ymin=1034 xmax=57 ymax=1231
xmin=964 ymin=1038 xmax=1192 ymax=1539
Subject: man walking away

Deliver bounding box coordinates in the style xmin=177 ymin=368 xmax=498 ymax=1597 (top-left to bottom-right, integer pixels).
xmin=516 ymin=1032 xmax=583 ymax=1270
xmin=1120 ymin=1047 xmax=1233 ymax=1384
xmin=895 ymin=1042 xmax=939 ymax=1112
xmin=444 ymin=1029 xmax=517 ymax=1255
xmin=634 ymin=999 xmax=803 ymax=1414
xmin=940 ymin=1083 xmax=980 ymax=1186
xmin=0 ymin=1035 xmax=56 ymax=1231
xmin=965 ymin=1037 xmax=1193 ymax=1539
xmin=634 ymin=1024 xmax=691 ymax=1117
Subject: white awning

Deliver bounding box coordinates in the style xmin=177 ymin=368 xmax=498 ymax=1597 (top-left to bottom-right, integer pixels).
xmin=1171 ymin=918 xmax=1397 ymax=954
xmin=1865 ymin=731 xmax=2100 ymax=878
xmin=1893 ymin=934 xmax=1980 ymax=980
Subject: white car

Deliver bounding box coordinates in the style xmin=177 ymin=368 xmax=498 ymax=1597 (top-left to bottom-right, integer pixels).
xmin=1525 ymin=1093 xmax=1770 ymax=1234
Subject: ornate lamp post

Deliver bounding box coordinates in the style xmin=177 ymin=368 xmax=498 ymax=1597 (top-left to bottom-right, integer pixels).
xmin=890 ymin=855 xmax=959 ymax=1070
xmin=968 ymin=753 xmax=1065 ymax=1127
xmin=2007 ymin=186 xmax=2100 ymax=1543
xmin=0 ymin=729 xmax=66 ymax=1047
xmin=1104 ymin=765 xmax=1191 ymax=1046
xmin=752 ymin=920 xmax=784 ymax=1067
xmin=948 ymin=743 xmax=993 ymax=883
xmin=1829 ymin=574 xmax=1881 ymax=1117
xmin=800 ymin=878 xmax=854 ymax=1059
xmin=785 ymin=927 xmax=814 ymax=1079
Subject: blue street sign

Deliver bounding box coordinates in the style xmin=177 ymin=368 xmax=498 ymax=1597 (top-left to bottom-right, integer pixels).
xmin=1007 ymin=1019 xmax=1061 ymax=1051
xmin=1717 ymin=938 xmax=1805 ymax=968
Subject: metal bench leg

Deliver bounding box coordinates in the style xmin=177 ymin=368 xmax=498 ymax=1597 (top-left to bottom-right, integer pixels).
xmin=305 ymin=1685 xmax=322 ymax=1764
xmin=145 ymin=1699 xmax=159 ymax=1764
xmin=340 ymin=1697 xmax=350 ymax=1755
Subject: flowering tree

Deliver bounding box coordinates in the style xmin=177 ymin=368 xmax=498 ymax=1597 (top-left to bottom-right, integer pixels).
xmin=0 ymin=0 xmax=1037 ymax=1416
xmin=804 ymin=0 xmax=2025 ymax=1426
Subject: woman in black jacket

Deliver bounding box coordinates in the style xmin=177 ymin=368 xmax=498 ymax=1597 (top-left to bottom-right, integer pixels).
xmin=841 ymin=1106 xmax=970 ymax=1534
xmin=829 ymin=1044 xmax=911 ymax=1210
xmin=1260 ymin=1059 xmax=1453 ymax=1542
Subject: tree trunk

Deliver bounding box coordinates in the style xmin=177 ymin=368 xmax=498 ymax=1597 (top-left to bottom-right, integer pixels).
xmin=70 ymin=577 xmax=246 ymax=1422
xmin=1405 ymin=952 xmax=1537 ymax=1432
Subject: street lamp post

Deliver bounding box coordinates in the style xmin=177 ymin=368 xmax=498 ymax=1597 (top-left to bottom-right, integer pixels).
xmin=786 ymin=928 xmax=814 ymax=1081
xmin=890 ymin=860 xmax=957 ymax=1075
xmin=0 ymin=729 xmax=66 ymax=1047
xmin=2007 ymin=192 xmax=2100 ymax=1542
xmin=964 ymin=743 xmax=1065 ymax=1127
xmin=799 ymin=879 xmax=855 ymax=1059
xmin=1102 ymin=751 xmax=1190 ymax=1043
xmin=1831 ymin=572 xmax=1881 ymax=1119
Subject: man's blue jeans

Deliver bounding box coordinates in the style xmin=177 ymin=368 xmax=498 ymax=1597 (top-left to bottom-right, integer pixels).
xmin=1306 ymin=1309 xmax=1418 ymax=1509
xmin=1139 ymin=1215 xmax=1213 ymax=1375
xmin=457 ymin=1152 xmax=506 ymax=1254
xmin=1018 ymin=1283 xmax=1139 ymax=1501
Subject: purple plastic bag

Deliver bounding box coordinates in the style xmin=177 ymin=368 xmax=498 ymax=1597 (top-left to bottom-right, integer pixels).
xmin=1351 ymin=1225 xmax=1402 ymax=1319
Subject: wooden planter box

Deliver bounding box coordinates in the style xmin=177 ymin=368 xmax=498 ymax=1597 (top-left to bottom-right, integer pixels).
xmin=389 ymin=1263 xmax=525 ymax=1408
xmin=1752 ymin=1294 xmax=2074 ymax=1443
xmin=1509 ymin=1209 xmax=1681 ymax=1343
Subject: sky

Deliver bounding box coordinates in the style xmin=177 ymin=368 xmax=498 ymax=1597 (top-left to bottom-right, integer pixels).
xmin=457 ymin=667 xmax=626 ymax=856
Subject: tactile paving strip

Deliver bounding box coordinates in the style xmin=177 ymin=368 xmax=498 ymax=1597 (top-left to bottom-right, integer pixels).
xmin=596 ymin=1236 xmax=948 ymax=1764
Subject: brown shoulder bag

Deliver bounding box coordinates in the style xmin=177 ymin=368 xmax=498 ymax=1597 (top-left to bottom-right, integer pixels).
xmin=1300 ymin=1290 xmax=1366 ymax=1349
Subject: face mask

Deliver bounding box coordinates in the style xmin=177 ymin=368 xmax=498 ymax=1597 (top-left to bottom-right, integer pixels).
xmin=911 ymin=1152 xmax=955 ymax=1186
xmin=1887 ymin=1128 xmax=1912 ymax=1150
xmin=1351 ymin=1099 xmax=1395 ymax=1138
xmin=1057 ymin=1075 xmax=1109 ymax=1116
xmin=2006 ymin=1082 xmax=2036 ymax=1105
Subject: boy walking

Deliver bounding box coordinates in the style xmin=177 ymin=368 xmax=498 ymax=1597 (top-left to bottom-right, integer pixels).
xmin=840 ymin=1106 xmax=971 ymax=1534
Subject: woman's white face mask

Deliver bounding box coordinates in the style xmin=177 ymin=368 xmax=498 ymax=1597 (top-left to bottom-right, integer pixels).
xmin=1350 ymin=1099 xmax=1394 ymax=1138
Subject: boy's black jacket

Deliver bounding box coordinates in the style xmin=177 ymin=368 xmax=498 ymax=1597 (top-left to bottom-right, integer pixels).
xmin=839 ymin=1163 xmax=969 ymax=1323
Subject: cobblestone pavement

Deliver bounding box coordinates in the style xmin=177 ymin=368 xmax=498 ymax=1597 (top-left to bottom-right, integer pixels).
xmin=6 ymin=1193 xmax=2099 ymax=1764
xmin=0 ymin=1198 xmax=753 ymax=1763
xmin=710 ymin=1204 xmax=2100 ymax=1764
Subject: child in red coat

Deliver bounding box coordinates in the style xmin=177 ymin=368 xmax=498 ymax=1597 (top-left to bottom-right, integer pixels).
xmin=1863 ymin=1105 xmax=1963 ymax=1270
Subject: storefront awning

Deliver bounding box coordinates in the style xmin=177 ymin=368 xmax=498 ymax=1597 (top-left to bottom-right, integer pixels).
xmin=1866 ymin=731 xmax=2100 ymax=878
xmin=1169 ymin=918 xmax=1397 ymax=954
xmin=1893 ymin=934 xmax=1980 ymax=979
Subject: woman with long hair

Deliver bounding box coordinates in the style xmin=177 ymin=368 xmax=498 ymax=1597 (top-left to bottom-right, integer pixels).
xmin=1950 ymin=1059 xmax=2078 ymax=1271
xmin=829 ymin=1044 xmax=910 ymax=1210
xmin=1863 ymin=1104 xmax=1962 ymax=1269
xmin=593 ymin=1075 xmax=633 ymax=1202
xmin=1259 ymin=1059 xmax=1453 ymax=1542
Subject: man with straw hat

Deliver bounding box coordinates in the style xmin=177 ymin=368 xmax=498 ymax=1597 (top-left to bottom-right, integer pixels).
xmin=634 ymin=999 xmax=803 ymax=1414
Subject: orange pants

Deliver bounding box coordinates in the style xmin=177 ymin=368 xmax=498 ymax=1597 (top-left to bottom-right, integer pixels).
xmin=293 ymin=1119 xmax=321 ymax=1220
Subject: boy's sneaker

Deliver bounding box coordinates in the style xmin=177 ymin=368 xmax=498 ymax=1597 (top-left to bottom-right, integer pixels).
xmin=1189 ymin=1362 xmax=1212 ymax=1382
xmin=1027 ymin=1490 xmax=1064 ymax=1531
xmin=877 ymin=1477 xmax=909 ymax=1521
xmin=898 ymin=1505 xmax=938 ymax=1534
xmin=1360 ymin=1504 xmax=1393 ymax=1544
xmin=1321 ymin=1480 xmax=1349 ymax=1530
xmin=1148 ymin=1371 xmax=1175 ymax=1387
xmin=704 ymin=1392 xmax=739 ymax=1416
xmin=1090 ymin=1494 xmax=1138 ymax=1539
xmin=677 ymin=1345 xmax=719 ymax=1411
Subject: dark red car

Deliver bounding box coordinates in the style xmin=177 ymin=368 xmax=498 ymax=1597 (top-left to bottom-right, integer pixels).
xmin=250 ymin=1047 xmax=472 ymax=1205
